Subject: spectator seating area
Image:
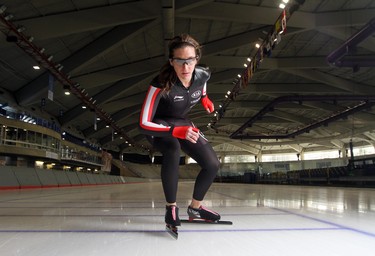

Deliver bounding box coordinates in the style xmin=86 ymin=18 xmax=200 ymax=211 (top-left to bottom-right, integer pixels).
xmin=0 ymin=166 xmax=125 ymax=190
xmin=218 ymin=164 xmax=375 ymax=187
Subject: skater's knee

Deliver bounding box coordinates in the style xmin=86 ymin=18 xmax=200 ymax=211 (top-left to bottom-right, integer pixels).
xmin=205 ymin=158 xmax=220 ymax=174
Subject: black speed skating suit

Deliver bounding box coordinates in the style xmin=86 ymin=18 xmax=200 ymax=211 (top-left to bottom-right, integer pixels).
xmin=139 ymin=66 xmax=219 ymax=203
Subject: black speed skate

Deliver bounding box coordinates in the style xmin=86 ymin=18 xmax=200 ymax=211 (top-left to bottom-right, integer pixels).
xmin=165 ymin=205 xmax=180 ymax=239
xmin=182 ymin=206 xmax=232 ymax=224
xmin=187 ymin=205 xmax=221 ymax=223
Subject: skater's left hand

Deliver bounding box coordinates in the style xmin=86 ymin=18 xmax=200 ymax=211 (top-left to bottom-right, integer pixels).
xmin=201 ymin=96 xmax=214 ymax=113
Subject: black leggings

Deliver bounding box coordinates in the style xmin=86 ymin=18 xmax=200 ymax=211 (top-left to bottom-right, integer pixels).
xmin=149 ymin=120 xmax=220 ymax=203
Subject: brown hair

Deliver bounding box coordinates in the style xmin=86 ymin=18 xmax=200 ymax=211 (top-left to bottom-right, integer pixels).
xmin=158 ymin=34 xmax=202 ymax=91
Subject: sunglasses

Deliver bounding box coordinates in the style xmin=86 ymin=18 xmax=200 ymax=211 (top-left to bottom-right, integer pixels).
xmin=171 ymin=57 xmax=197 ymax=66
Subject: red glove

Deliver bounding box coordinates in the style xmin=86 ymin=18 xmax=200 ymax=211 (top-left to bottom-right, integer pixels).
xmin=172 ymin=126 xmax=190 ymax=139
xmin=201 ymin=96 xmax=214 ymax=113
xmin=172 ymin=126 xmax=200 ymax=139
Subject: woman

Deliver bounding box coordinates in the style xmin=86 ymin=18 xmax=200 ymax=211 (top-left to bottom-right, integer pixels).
xmin=139 ymin=34 xmax=220 ymax=228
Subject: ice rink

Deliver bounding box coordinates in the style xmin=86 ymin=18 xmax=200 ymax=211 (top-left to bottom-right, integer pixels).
xmin=0 ymin=181 xmax=374 ymax=256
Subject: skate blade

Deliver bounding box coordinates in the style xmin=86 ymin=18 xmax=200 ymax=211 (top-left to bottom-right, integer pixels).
xmin=165 ymin=224 xmax=178 ymax=240
xmin=181 ymin=219 xmax=233 ymax=225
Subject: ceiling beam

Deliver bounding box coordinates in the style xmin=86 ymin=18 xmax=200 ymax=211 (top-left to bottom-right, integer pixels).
xmin=16 ymin=21 xmax=153 ymax=106
xmin=72 ymin=56 xmax=163 ymax=89
xmin=317 ymin=26 xmax=375 ymax=53
xmin=281 ymin=69 xmax=374 ymax=94
xmin=178 ymin=2 xmax=298 ymax=26
xmin=314 ymin=9 xmax=375 ymax=28
xmin=14 ymin=1 xmax=159 ymax=40
xmin=60 ymin=72 xmax=154 ymax=125
xmin=161 ymin=0 xmax=175 ymax=56
xmin=178 ymin=2 xmax=372 ymax=28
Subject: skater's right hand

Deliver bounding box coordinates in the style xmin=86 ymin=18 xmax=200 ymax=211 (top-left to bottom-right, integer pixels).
xmin=186 ymin=127 xmax=200 ymax=143
xmin=172 ymin=126 xmax=200 ymax=143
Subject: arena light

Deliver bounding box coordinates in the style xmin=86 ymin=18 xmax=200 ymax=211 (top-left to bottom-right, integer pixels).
xmin=0 ymin=5 xmax=7 ymax=14
xmin=63 ymin=85 xmax=70 ymax=95
xmin=4 ymin=14 xmax=13 ymax=20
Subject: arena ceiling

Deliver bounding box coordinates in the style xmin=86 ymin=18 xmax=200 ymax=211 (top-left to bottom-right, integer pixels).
xmin=0 ymin=0 xmax=374 ymax=158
